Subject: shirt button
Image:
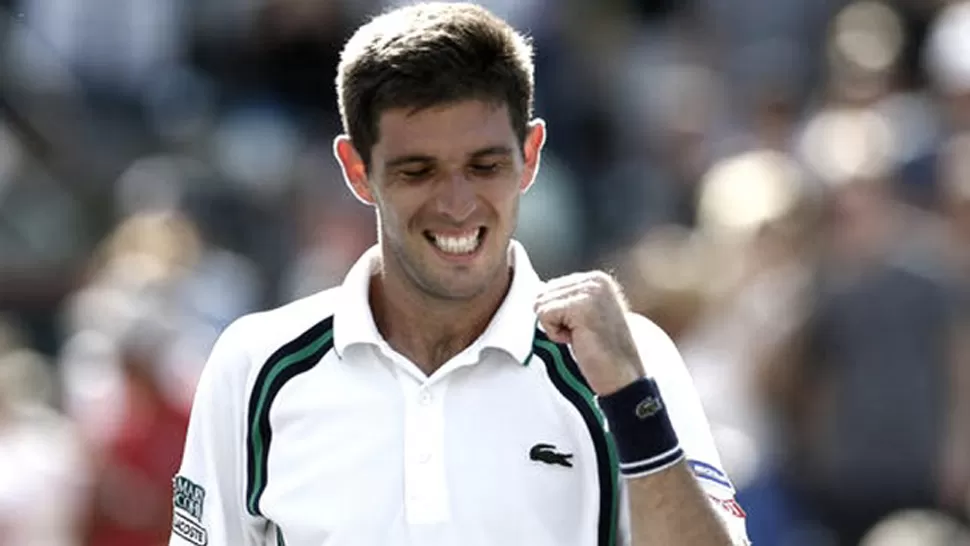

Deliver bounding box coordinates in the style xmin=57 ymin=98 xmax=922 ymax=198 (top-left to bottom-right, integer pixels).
xmin=419 ymin=390 xmax=432 ymax=406
xmin=418 ymin=452 xmax=432 ymax=464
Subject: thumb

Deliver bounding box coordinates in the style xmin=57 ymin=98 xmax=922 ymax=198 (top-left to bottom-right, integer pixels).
xmin=535 ymin=299 xmax=574 ymax=345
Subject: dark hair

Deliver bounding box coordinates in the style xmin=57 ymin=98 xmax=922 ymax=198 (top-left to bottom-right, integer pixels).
xmin=336 ymin=2 xmax=535 ymax=167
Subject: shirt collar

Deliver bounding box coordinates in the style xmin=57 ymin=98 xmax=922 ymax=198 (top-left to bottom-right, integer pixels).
xmin=332 ymin=240 xmax=543 ymax=365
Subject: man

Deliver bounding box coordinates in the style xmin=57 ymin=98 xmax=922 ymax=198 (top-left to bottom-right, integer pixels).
xmin=169 ymin=3 xmax=749 ymax=545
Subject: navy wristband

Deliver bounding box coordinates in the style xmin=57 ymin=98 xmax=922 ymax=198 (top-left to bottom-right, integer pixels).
xmin=596 ymin=377 xmax=683 ymax=477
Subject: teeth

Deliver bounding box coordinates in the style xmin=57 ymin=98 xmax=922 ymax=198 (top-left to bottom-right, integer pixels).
xmin=431 ymin=230 xmax=481 ymax=254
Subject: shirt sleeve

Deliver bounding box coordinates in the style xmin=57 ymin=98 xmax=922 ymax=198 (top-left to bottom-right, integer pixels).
xmin=616 ymin=313 xmax=752 ymax=545
xmin=170 ymin=317 xmax=263 ymax=546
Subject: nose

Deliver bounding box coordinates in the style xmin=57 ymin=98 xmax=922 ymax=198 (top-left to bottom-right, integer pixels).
xmin=434 ymin=173 xmax=477 ymax=223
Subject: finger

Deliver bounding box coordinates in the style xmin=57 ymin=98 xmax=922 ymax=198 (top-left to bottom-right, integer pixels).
xmin=535 ymin=293 xmax=588 ymax=344
xmin=535 ymin=292 xmax=589 ymax=322
xmin=541 ymin=321 xmax=571 ymax=345
xmin=535 ymin=298 xmax=567 ymax=338
xmin=537 ymin=272 xmax=620 ymax=307
xmin=542 ymin=271 xmax=596 ymax=291
xmin=535 ymin=302 xmax=570 ymax=344
xmin=544 ymin=270 xmax=618 ymax=293
xmin=534 ymin=279 xmax=600 ymax=311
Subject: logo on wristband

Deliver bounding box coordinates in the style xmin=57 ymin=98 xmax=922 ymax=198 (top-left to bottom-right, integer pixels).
xmin=634 ymin=396 xmax=663 ymax=419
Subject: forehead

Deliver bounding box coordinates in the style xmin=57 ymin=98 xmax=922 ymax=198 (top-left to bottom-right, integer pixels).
xmin=372 ymin=100 xmax=517 ymax=163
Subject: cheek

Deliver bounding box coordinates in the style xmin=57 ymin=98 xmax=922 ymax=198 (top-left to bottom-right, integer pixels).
xmin=490 ymin=184 xmax=521 ymax=218
xmin=483 ymin=173 xmax=523 ymax=206
xmin=373 ymin=198 xmax=403 ymax=239
xmin=380 ymin=197 xmax=433 ymax=240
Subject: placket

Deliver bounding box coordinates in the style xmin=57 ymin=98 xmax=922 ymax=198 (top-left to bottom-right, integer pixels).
xmin=401 ymin=374 xmax=451 ymax=524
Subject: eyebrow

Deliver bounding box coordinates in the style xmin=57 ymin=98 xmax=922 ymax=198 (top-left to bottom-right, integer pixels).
xmin=384 ymin=154 xmax=435 ymax=169
xmin=469 ymin=145 xmax=514 ymax=159
xmin=383 ymin=146 xmax=514 ymax=169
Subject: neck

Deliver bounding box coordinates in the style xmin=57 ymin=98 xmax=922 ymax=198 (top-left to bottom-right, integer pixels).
xmin=370 ymin=255 xmax=512 ymax=377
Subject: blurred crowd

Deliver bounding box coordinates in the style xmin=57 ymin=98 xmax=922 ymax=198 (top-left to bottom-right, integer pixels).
xmin=0 ymin=0 xmax=968 ymax=545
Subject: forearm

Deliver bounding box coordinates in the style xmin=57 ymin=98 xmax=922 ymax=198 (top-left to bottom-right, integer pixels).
xmin=626 ymin=460 xmax=733 ymax=546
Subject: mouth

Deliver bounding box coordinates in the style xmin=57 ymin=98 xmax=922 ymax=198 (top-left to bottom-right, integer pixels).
xmin=423 ymin=227 xmax=487 ymax=257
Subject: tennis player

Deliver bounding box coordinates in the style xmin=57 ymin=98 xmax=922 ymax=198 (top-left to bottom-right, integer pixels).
xmin=169 ymin=3 xmax=751 ymax=545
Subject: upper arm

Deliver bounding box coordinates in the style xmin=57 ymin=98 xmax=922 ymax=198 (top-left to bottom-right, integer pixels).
xmin=170 ymin=317 xmax=263 ymax=546
xmin=617 ymin=313 xmax=751 ymax=545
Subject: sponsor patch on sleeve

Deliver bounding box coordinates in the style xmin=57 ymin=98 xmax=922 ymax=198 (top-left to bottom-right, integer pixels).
xmin=173 ymin=511 xmax=209 ymax=545
xmin=173 ymin=475 xmax=208 ymax=544
xmin=173 ymin=475 xmax=207 ymax=521
xmin=687 ymin=459 xmax=735 ymax=493
xmin=710 ymin=496 xmax=747 ymax=519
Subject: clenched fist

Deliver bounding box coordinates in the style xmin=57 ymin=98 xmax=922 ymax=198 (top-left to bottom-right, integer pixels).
xmin=534 ymin=271 xmax=645 ymax=396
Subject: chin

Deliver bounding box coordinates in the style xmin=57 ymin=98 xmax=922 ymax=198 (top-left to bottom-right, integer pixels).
xmin=393 ymin=229 xmax=510 ymax=300
xmin=419 ymin=257 xmax=505 ymax=301
xmin=429 ymin=282 xmax=491 ymax=302
xmin=418 ymin=263 xmax=496 ymax=301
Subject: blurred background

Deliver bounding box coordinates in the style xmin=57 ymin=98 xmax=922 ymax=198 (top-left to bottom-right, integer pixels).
xmin=0 ymin=0 xmax=968 ymax=544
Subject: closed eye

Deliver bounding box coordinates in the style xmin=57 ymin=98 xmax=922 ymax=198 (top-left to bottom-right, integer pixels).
xmin=399 ymin=166 xmax=433 ymax=180
xmin=469 ymin=162 xmax=501 ymax=176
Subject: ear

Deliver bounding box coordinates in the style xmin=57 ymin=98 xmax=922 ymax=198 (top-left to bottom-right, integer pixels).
xmin=333 ymin=135 xmax=375 ymax=205
xmin=520 ymin=118 xmax=546 ymax=194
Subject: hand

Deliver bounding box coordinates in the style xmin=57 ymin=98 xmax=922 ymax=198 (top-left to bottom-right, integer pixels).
xmin=534 ymin=271 xmax=644 ymax=395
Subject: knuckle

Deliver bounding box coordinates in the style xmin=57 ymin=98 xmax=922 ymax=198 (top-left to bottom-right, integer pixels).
xmin=587 ymin=270 xmax=611 ymax=286
xmin=582 ymin=273 xmax=610 ymax=295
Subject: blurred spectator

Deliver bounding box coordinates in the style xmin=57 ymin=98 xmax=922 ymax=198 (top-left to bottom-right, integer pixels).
xmin=940 ymin=132 xmax=970 ymax=277
xmin=682 ymin=149 xmax=820 ymax=545
xmin=281 ymin=187 xmax=374 ymax=300
xmin=77 ymin=312 xmax=189 ymax=546
xmin=599 ymin=62 xmax=722 ymax=254
xmin=0 ymin=323 xmax=88 ymax=546
xmin=938 ymin=131 xmax=970 ymax=522
xmin=62 ymin=208 xmax=260 ymax=415
xmin=771 ymin=107 xmax=970 ymax=545
xmin=614 ymin=225 xmax=712 ymax=342
xmin=924 ymin=1 xmax=970 ymax=131
xmin=860 ymin=509 xmax=970 ymax=546
xmin=514 ymin=151 xmax=587 ymax=276
xmin=11 ymin=0 xmax=187 ymax=99
xmin=898 ymin=1 xmax=970 ymax=210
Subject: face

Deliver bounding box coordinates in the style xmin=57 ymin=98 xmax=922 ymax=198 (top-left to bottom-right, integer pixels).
xmin=335 ymin=99 xmax=545 ymax=301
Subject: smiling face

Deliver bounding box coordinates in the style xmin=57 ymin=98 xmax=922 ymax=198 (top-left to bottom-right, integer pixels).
xmin=336 ymin=99 xmax=544 ymax=301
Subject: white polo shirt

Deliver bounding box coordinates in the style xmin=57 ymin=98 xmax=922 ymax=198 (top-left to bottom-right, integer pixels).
xmin=169 ymin=241 xmax=750 ymax=546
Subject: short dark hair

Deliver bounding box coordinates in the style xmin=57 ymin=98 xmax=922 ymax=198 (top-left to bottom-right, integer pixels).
xmin=336 ymin=2 xmax=535 ymax=167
